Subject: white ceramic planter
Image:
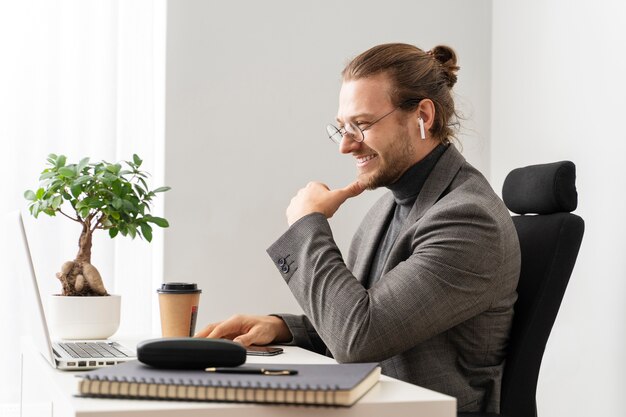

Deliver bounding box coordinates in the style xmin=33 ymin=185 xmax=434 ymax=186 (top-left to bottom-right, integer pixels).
xmin=48 ymin=294 xmax=121 ymax=340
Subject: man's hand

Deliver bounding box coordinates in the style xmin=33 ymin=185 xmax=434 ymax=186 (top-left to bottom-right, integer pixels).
xmin=194 ymin=314 xmax=292 ymax=346
xmin=286 ymin=181 xmax=364 ymax=226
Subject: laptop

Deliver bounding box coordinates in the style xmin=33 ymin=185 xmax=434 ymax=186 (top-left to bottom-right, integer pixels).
xmin=16 ymin=211 xmax=136 ymax=370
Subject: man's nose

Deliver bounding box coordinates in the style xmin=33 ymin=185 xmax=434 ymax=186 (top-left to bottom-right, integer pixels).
xmin=339 ymin=135 xmax=361 ymax=154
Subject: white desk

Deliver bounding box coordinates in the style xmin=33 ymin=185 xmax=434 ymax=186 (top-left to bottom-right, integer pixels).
xmin=22 ymin=342 xmax=456 ymax=417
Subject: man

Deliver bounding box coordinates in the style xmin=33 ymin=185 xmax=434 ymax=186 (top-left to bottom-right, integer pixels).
xmin=196 ymin=43 xmax=520 ymax=413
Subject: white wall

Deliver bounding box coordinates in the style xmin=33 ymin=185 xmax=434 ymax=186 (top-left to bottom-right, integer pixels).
xmin=491 ymin=1 xmax=626 ymax=416
xmin=164 ymin=0 xmax=493 ymax=327
xmin=0 ymin=0 xmax=166 ymax=407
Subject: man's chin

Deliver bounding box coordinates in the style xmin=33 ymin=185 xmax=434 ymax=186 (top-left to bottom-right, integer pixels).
xmin=358 ymin=172 xmax=382 ymax=191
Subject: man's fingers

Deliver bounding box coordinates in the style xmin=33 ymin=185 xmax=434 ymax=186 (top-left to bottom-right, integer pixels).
xmin=234 ymin=324 xmax=272 ymax=346
xmin=194 ymin=323 xmax=218 ymax=338
xmin=207 ymin=320 xmax=241 ymax=339
xmin=335 ymin=181 xmax=365 ymax=201
xmin=286 ymin=180 xmax=364 ymax=225
xmin=233 ymin=331 xmax=257 ymax=347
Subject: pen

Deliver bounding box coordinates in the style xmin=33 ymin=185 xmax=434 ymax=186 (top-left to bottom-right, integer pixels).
xmin=205 ymin=367 xmax=298 ymax=376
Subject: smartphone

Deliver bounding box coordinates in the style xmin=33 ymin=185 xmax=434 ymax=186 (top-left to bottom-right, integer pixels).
xmin=245 ymin=345 xmax=284 ymax=356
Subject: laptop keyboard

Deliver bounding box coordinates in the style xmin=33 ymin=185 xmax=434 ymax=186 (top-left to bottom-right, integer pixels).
xmin=57 ymin=342 xmax=132 ymax=359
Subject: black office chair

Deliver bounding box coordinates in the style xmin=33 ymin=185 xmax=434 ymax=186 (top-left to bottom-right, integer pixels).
xmin=460 ymin=161 xmax=584 ymax=417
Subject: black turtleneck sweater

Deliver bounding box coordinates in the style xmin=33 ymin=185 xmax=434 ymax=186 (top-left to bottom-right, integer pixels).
xmin=364 ymin=143 xmax=447 ymax=289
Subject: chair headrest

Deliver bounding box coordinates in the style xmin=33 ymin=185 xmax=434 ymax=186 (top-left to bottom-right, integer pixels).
xmin=502 ymin=161 xmax=578 ymax=215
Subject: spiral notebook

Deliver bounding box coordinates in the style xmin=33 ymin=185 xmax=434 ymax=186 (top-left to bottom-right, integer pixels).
xmin=76 ymin=360 xmax=380 ymax=407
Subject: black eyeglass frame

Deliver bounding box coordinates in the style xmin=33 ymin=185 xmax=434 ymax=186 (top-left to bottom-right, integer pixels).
xmin=326 ymin=108 xmax=397 ymax=145
xmin=325 ymin=98 xmax=425 ymax=145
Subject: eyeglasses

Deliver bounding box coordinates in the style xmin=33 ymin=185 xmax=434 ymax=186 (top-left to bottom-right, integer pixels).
xmin=326 ymin=108 xmax=398 ymax=145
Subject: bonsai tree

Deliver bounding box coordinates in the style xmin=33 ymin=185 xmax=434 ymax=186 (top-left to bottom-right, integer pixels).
xmin=24 ymin=154 xmax=170 ymax=296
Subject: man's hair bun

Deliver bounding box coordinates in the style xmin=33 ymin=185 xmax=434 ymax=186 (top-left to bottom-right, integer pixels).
xmin=431 ymin=45 xmax=460 ymax=88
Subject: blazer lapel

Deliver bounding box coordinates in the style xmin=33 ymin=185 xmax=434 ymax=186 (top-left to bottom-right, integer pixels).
xmin=409 ymin=145 xmax=465 ymax=223
xmin=382 ymin=145 xmax=466 ymax=273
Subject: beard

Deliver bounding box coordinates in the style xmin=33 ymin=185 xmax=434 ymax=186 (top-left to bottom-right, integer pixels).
xmin=359 ymin=129 xmax=415 ymax=190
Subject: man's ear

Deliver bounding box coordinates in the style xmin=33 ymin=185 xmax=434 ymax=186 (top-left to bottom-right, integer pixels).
xmin=406 ymin=99 xmax=436 ymax=141
xmin=417 ymin=99 xmax=436 ymax=134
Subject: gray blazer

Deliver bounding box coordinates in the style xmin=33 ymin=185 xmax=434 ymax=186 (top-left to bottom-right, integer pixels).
xmin=267 ymin=145 xmax=520 ymax=413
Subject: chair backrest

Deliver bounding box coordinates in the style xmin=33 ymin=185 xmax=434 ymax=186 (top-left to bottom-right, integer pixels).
xmin=499 ymin=161 xmax=584 ymax=417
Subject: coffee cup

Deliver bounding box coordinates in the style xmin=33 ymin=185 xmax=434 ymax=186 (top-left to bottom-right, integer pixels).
xmin=157 ymin=282 xmax=202 ymax=337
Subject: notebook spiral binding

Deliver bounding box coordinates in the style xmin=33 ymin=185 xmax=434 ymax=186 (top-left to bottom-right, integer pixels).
xmin=80 ymin=374 xmax=341 ymax=405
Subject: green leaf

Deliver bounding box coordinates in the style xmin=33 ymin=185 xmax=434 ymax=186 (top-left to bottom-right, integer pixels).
xmin=140 ymin=223 xmax=153 ymax=242
xmin=24 ymin=190 xmax=36 ymax=201
xmin=112 ymin=198 xmax=122 ymax=210
xmin=127 ymin=226 xmax=137 ymax=238
xmin=87 ymin=199 xmax=104 ymax=209
xmin=73 ymin=175 xmax=92 ymax=186
xmin=98 ymin=189 xmax=116 ymax=200
xmin=70 ymin=184 xmax=82 ymax=198
xmin=111 ymin=179 xmax=122 ymax=196
xmin=106 ymin=164 xmax=121 ymax=175
xmin=47 ymin=154 xmax=58 ymax=165
xmin=108 ymin=228 xmax=119 ymax=238
xmin=103 ymin=172 xmax=119 ymax=182
xmin=153 ymin=186 xmax=171 ymax=193
xmin=56 ymin=155 xmax=66 ymax=168
xmin=133 ymin=154 xmax=142 ymax=167
xmin=31 ymin=202 xmax=40 ymax=217
xmin=133 ymin=184 xmax=146 ymax=197
xmin=146 ymin=216 xmax=169 ymax=228
xmin=39 ymin=171 xmax=57 ymax=180
xmin=93 ymin=163 xmax=105 ymax=175
xmin=36 ymin=188 xmax=45 ymax=199
xmin=121 ymin=199 xmax=136 ymax=212
xmin=77 ymin=157 xmax=90 ymax=172
xmin=79 ymin=207 xmax=90 ymax=219
xmin=48 ymin=179 xmax=63 ymax=189
xmin=58 ymin=167 xmax=76 ymax=178
xmin=51 ymin=195 xmax=63 ymax=210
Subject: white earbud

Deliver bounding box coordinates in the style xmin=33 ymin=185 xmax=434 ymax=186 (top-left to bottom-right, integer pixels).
xmin=418 ymin=117 xmax=426 ymax=140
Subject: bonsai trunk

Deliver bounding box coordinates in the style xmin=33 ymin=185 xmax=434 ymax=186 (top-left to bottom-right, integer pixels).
xmin=76 ymin=224 xmax=92 ymax=264
xmin=55 ymin=224 xmax=108 ymax=296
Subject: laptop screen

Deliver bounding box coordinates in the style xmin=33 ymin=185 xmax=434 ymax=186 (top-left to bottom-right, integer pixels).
xmin=16 ymin=211 xmax=57 ymax=367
